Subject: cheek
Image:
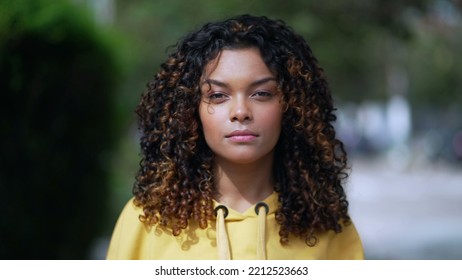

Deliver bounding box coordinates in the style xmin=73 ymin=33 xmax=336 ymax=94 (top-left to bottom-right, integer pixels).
xmin=267 ymin=110 xmax=283 ymax=125
xmin=261 ymin=106 xmax=283 ymax=131
xmin=199 ymin=104 xmax=222 ymax=140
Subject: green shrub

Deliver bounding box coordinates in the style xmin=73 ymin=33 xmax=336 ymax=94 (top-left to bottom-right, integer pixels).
xmin=0 ymin=0 xmax=124 ymax=259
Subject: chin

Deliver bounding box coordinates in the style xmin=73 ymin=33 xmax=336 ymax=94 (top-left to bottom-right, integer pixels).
xmin=216 ymin=151 xmax=272 ymax=165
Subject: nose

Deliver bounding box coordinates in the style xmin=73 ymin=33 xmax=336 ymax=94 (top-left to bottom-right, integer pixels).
xmin=230 ymin=96 xmax=252 ymax=122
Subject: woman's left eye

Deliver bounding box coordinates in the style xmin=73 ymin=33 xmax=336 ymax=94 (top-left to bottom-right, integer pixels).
xmin=252 ymin=91 xmax=273 ymax=99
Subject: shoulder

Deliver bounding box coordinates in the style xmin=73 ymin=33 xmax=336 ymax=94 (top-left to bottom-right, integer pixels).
xmin=120 ymin=198 xmax=143 ymax=217
xmin=106 ymin=198 xmax=148 ymax=259
xmin=323 ymin=220 xmax=364 ymax=260
xmin=112 ymin=198 xmax=144 ymax=228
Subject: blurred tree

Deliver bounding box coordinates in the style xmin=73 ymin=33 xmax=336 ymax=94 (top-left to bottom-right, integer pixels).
xmin=408 ymin=2 xmax=462 ymax=108
xmin=0 ymin=0 xmax=126 ymax=259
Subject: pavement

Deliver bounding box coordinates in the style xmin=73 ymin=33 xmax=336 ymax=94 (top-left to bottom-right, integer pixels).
xmin=347 ymin=156 xmax=462 ymax=259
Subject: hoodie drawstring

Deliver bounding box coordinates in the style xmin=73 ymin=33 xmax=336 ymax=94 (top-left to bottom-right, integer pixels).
xmin=255 ymin=202 xmax=269 ymax=260
xmin=214 ymin=202 xmax=269 ymax=260
xmin=214 ymin=205 xmax=230 ymax=260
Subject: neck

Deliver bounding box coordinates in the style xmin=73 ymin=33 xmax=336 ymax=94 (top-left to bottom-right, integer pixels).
xmin=213 ymin=153 xmax=275 ymax=213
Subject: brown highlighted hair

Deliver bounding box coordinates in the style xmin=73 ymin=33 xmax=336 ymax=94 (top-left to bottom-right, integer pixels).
xmin=134 ymin=14 xmax=350 ymax=245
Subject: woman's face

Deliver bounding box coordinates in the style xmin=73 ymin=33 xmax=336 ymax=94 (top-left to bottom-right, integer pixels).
xmin=199 ymin=48 xmax=283 ymax=165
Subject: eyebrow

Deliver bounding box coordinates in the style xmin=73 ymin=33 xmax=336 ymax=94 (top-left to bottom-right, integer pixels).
xmin=202 ymin=77 xmax=277 ymax=89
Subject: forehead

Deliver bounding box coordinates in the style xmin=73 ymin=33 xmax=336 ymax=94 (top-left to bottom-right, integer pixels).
xmin=202 ymin=48 xmax=274 ymax=81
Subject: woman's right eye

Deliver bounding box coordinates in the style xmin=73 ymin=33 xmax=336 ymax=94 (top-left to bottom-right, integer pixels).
xmin=207 ymin=93 xmax=228 ymax=103
xmin=210 ymin=93 xmax=226 ymax=99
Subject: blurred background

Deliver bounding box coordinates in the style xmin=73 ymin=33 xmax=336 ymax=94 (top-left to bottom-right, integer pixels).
xmin=0 ymin=0 xmax=461 ymax=259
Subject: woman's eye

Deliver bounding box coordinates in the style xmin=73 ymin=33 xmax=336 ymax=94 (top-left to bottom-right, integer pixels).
xmin=255 ymin=91 xmax=271 ymax=96
xmin=206 ymin=92 xmax=228 ymax=103
xmin=210 ymin=93 xmax=226 ymax=99
xmin=252 ymin=91 xmax=273 ymax=100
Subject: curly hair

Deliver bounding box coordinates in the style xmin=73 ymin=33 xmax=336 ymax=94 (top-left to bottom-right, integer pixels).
xmin=134 ymin=14 xmax=351 ymax=246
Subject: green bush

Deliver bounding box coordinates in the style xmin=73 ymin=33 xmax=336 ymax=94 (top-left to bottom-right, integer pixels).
xmin=0 ymin=0 xmax=124 ymax=259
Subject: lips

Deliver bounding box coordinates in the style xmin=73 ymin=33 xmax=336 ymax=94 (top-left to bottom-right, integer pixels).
xmin=225 ymin=129 xmax=258 ymax=142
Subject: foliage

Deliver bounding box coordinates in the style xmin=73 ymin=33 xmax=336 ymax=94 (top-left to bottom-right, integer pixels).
xmin=0 ymin=0 xmax=126 ymax=259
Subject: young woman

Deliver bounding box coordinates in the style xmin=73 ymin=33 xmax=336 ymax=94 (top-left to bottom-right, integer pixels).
xmin=107 ymin=14 xmax=364 ymax=260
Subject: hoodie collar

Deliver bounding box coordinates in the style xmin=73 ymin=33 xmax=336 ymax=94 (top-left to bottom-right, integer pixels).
xmin=212 ymin=191 xmax=278 ymax=221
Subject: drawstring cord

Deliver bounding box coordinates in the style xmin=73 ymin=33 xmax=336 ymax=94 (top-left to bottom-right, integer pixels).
xmin=255 ymin=202 xmax=269 ymax=260
xmin=214 ymin=202 xmax=269 ymax=260
xmin=214 ymin=205 xmax=230 ymax=260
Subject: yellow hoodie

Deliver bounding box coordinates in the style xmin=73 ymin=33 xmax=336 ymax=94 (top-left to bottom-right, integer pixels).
xmin=106 ymin=192 xmax=364 ymax=260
